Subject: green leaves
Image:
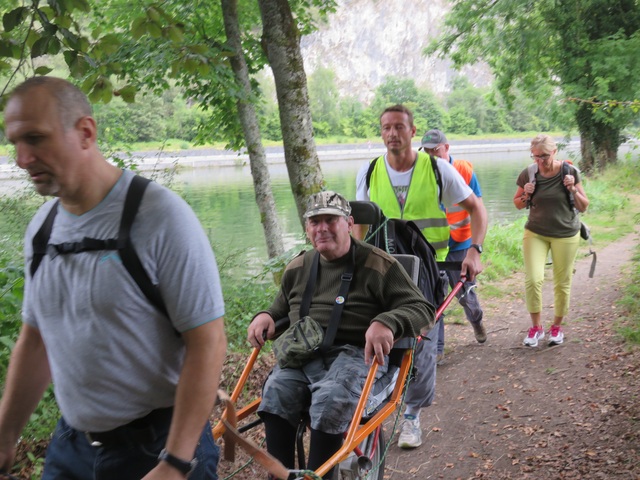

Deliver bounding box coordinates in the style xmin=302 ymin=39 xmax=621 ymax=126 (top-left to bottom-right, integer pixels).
xmin=114 ymin=84 xmax=137 ymax=103
xmin=130 ymin=5 xmax=185 ymax=43
xmin=31 ymin=35 xmax=61 ymax=58
xmin=2 ymin=7 xmax=28 ymax=32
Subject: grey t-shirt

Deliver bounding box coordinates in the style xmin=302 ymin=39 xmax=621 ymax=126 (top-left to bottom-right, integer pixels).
xmin=516 ymin=164 xmax=581 ymax=237
xmin=23 ymin=170 xmax=225 ymax=431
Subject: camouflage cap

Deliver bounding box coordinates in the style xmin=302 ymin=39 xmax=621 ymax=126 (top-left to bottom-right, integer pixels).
xmin=304 ymin=191 xmax=352 ymax=218
xmin=420 ymin=129 xmax=447 ymax=149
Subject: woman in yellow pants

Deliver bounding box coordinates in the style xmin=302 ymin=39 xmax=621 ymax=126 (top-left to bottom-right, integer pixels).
xmin=513 ymin=135 xmax=590 ymax=346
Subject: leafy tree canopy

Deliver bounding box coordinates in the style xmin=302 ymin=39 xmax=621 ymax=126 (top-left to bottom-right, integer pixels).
xmin=427 ymin=0 xmax=640 ymax=171
xmin=0 ymin=0 xmax=335 ymax=149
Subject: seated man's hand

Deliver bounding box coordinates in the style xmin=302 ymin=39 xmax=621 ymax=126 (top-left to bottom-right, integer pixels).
xmin=247 ymin=313 xmax=275 ymax=348
xmin=364 ymin=322 xmax=394 ymax=366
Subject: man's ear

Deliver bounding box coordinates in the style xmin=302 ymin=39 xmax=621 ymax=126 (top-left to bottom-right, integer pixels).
xmin=75 ymin=116 xmax=98 ymax=148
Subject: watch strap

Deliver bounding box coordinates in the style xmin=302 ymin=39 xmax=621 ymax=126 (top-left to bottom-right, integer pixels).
xmin=158 ymin=448 xmax=197 ymax=475
xmin=470 ymin=243 xmax=483 ymax=254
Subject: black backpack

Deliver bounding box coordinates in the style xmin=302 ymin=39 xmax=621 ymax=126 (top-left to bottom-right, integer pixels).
xmin=383 ymin=218 xmax=448 ymax=308
xmin=30 ymin=175 xmax=169 ymax=318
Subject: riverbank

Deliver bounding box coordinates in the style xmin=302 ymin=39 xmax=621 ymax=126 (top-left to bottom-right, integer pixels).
xmin=0 ymin=138 xmax=582 ymax=180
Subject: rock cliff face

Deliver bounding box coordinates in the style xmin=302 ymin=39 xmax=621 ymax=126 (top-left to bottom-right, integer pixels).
xmin=299 ymin=0 xmax=492 ymax=103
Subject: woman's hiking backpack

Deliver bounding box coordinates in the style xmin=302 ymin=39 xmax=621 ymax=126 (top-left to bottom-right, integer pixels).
xmin=527 ymin=161 xmax=596 ymax=277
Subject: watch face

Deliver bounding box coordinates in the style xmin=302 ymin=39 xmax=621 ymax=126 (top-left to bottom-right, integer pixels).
xmin=472 ymin=244 xmax=483 ymax=253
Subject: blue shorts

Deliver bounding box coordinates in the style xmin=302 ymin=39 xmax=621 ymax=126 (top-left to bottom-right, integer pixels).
xmin=258 ymin=345 xmax=390 ymax=435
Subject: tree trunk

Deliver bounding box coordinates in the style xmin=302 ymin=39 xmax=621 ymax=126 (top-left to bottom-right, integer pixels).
xmin=579 ymin=134 xmax=596 ymax=175
xmin=592 ymin=122 xmax=620 ymax=172
xmin=575 ymin=104 xmax=595 ymax=174
xmin=258 ymin=0 xmax=325 ymax=230
xmin=575 ymin=103 xmax=620 ymax=175
xmin=220 ymin=0 xmax=285 ymax=262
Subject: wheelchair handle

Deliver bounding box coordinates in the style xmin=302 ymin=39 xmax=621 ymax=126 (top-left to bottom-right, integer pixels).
xmin=435 ymin=278 xmax=465 ymax=320
xmin=260 ymin=317 xmax=291 ymax=342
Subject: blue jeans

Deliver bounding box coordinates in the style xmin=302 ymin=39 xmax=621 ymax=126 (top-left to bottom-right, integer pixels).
xmin=437 ymin=248 xmax=484 ymax=354
xmin=42 ymin=416 xmax=219 ymax=480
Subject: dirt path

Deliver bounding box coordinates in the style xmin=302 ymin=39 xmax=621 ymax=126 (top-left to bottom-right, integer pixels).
xmin=386 ymin=228 xmax=640 ymax=479
xmin=215 ymin=228 xmax=640 ymax=480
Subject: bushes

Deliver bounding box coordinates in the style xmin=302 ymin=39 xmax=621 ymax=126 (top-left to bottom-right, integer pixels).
xmin=93 ymin=92 xmax=207 ymax=145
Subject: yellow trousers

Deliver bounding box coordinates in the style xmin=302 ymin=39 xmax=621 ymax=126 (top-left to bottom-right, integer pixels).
xmin=523 ymin=229 xmax=580 ymax=317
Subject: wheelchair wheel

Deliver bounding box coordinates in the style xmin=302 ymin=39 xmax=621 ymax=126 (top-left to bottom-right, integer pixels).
xmin=359 ymin=427 xmax=385 ymax=480
xmin=334 ymin=427 xmax=386 ymax=480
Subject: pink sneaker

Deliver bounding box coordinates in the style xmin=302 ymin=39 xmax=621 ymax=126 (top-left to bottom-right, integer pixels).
xmin=548 ymin=325 xmax=564 ymax=345
xmin=523 ymin=326 xmax=545 ymax=347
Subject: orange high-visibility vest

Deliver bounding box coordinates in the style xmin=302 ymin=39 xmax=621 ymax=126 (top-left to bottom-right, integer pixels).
xmin=447 ymin=159 xmax=473 ymax=243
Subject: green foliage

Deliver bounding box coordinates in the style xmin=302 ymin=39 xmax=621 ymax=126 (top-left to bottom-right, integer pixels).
xmin=411 ymin=88 xmax=447 ymax=135
xmin=616 ymin=249 xmax=640 ymax=345
xmin=427 ymin=0 xmax=640 ymax=169
xmin=92 ymin=90 xmax=208 ymax=144
xmin=369 ymin=76 xmax=420 ymax=114
xmin=308 ymin=66 xmax=341 ymax=135
xmin=447 ymin=106 xmax=478 ymax=135
xmin=22 ymin=388 xmax=59 ymax=442
xmin=222 ymin=280 xmax=278 ymax=352
xmin=0 ymin=192 xmax=61 ymax=443
xmin=446 ymin=77 xmax=485 ymax=133
xmin=483 ymin=217 xmax=527 ymax=281
xmin=260 ymin=68 xmax=565 ymax=142
xmin=0 ymin=259 xmax=23 ymax=380
xmin=339 ymin=97 xmax=378 ymax=138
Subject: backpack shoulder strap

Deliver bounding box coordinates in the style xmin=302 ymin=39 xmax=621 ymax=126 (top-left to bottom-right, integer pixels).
xmin=429 ymin=154 xmax=443 ymax=204
xmin=29 ymin=176 xmax=170 ymax=323
xmin=367 ymin=153 xmax=443 ymax=204
xmin=525 ymin=163 xmax=539 ymax=209
xmin=365 ymin=156 xmax=379 ymax=190
xmin=30 ymin=201 xmax=60 ymax=277
xmin=561 ymin=161 xmax=576 ymax=211
xmin=527 ymin=163 xmax=538 ymax=185
xmin=118 ymin=175 xmax=169 ymax=318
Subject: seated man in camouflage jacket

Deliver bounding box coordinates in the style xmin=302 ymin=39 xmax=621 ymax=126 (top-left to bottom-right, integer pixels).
xmin=247 ymin=190 xmax=434 ymax=479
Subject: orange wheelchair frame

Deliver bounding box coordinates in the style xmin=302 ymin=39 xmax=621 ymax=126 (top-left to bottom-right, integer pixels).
xmin=213 ymin=279 xmax=464 ymax=480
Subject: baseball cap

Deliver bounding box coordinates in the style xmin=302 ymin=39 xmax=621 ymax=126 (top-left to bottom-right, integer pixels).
xmin=421 ymin=129 xmax=447 ymax=149
xmin=304 ymin=191 xmax=352 ymax=218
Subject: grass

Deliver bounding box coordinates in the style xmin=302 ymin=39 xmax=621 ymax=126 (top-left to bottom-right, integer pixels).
xmin=616 ymin=247 xmax=640 ymax=345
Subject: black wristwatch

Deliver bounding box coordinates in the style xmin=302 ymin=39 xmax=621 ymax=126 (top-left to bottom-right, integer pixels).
xmin=470 ymin=244 xmax=483 ymax=254
xmin=158 ymin=448 xmax=198 ymax=476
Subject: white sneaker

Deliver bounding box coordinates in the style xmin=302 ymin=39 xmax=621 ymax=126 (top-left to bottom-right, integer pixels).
xmin=548 ymin=325 xmax=564 ymax=345
xmin=523 ymin=326 xmax=545 ymax=347
xmin=397 ymin=416 xmax=422 ymax=449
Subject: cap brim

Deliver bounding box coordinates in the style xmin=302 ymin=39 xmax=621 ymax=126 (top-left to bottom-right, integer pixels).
xmin=304 ymin=207 xmax=348 ymax=218
xmin=421 ymin=143 xmax=438 ymax=149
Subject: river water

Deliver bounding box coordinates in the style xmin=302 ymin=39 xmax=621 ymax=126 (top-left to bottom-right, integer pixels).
xmin=169 ymin=141 xmax=580 ymax=272
xmin=0 ymin=139 xmax=602 ymax=275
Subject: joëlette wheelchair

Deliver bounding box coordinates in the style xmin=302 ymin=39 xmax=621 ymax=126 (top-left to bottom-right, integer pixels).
xmin=213 ymin=201 xmax=464 ymax=480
